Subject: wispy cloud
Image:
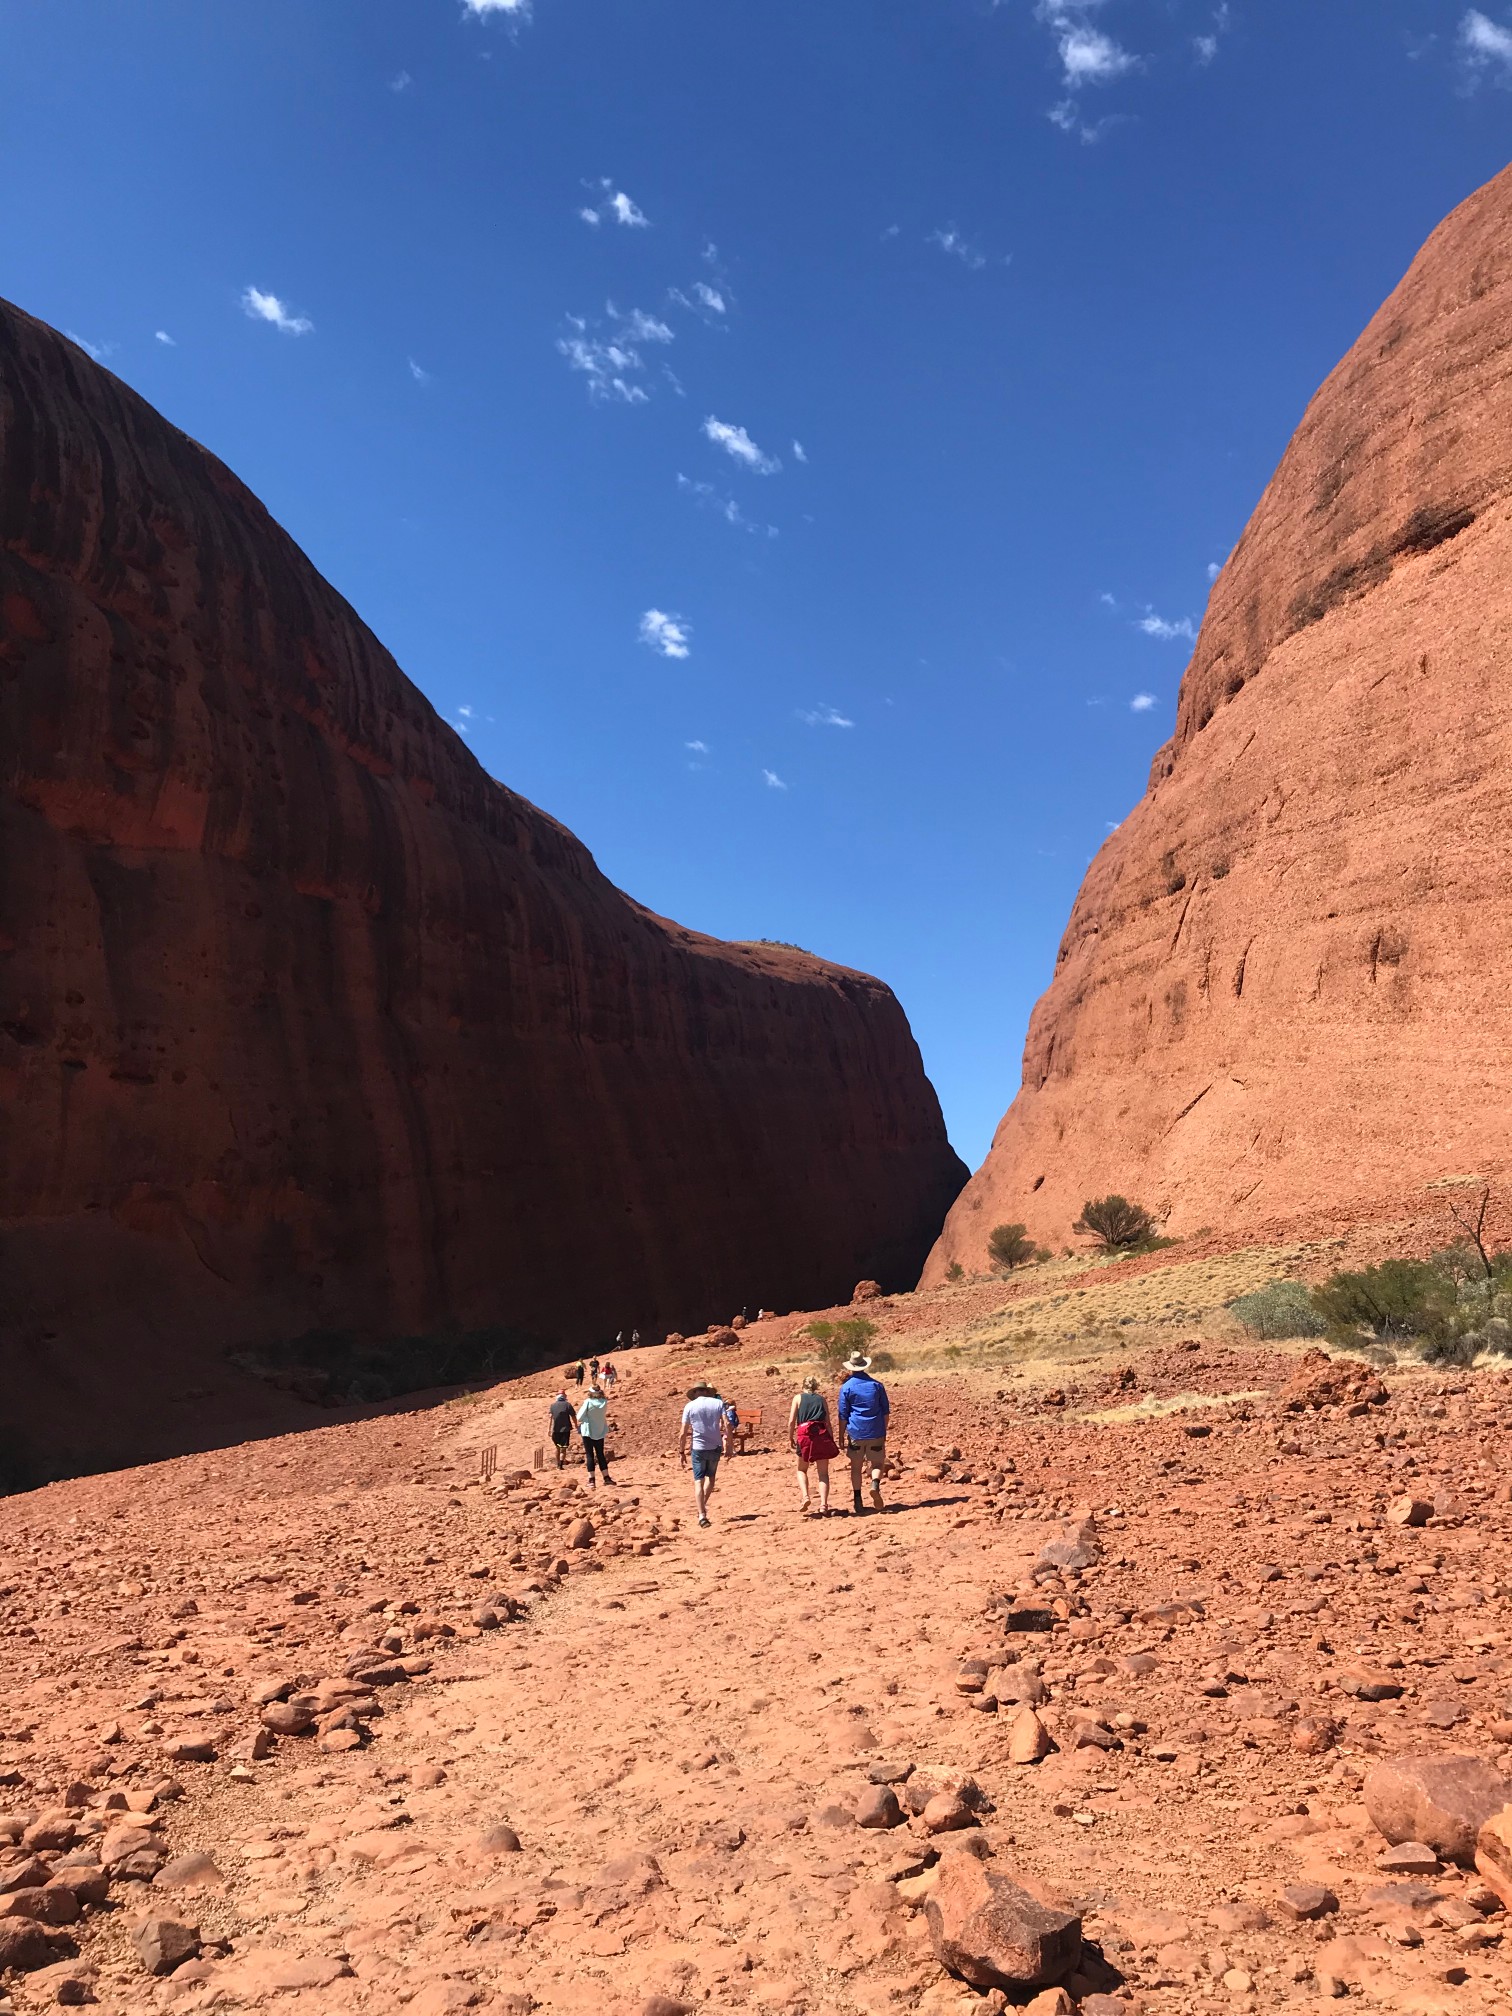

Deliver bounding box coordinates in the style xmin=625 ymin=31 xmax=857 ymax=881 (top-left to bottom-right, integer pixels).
xmin=694 ymin=281 xmax=725 ymax=313
xmin=639 ymin=609 xmax=691 ymax=659
xmin=676 ymin=474 xmax=778 ymax=537
xmin=1461 ymin=8 xmax=1512 ymax=75
xmin=930 ymin=226 xmax=987 ymax=271
xmin=762 ymin=769 xmax=789 ymax=791
xmin=463 ymin=0 xmax=531 ymax=16
xmin=792 ymin=440 xmax=808 ymax=464
xmin=797 ymin=704 xmax=854 ymax=729
xmin=579 ymin=178 xmax=650 ymax=228
xmin=1137 ymin=611 xmax=1196 ymax=642
xmin=66 ymin=331 xmax=114 ymax=362
xmin=702 ymin=416 xmax=780 ymax=474
xmin=1130 ymin=692 xmax=1158 ymax=712
xmin=1207 ymin=560 xmax=1222 ymax=582
xmin=558 ymin=302 xmax=672 ymax=403
xmin=408 ymin=357 xmax=431 ymax=385
xmin=1193 ymin=1 xmax=1231 ymax=64
xmin=390 ymin=69 xmax=413 ymax=92
xmin=154 ymin=330 xmax=175 ymax=347
xmin=242 ymin=287 xmax=313 ymax=336
xmin=1034 ymin=0 xmax=1138 ymax=136
xmin=685 ymin=739 xmax=709 ymax=754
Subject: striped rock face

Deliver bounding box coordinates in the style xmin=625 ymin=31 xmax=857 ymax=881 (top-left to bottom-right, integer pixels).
xmin=926 ymin=164 xmax=1512 ymax=1280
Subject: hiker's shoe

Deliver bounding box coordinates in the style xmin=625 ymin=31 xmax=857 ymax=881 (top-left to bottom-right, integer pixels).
xmin=852 ymin=1490 xmax=864 ymax=1515
xmin=870 ymin=1483 xmax=884 ymax=1510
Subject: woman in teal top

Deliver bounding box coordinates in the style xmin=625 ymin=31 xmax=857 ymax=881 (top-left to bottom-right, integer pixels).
xmin=577 ymin=1385 xmax=614 ymax=1488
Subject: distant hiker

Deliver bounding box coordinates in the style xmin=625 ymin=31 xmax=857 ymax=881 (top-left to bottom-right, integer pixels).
xmin=631 ymin=1329 xmax=641 ymax=1349
xmin=616 ymin=1331 xmax=625 ymax=1349
xmin=600 ymin=1358 xmax=618 ymax=1393
xmin=788 ymin=1374 xmax=839 ymax=1516
xmin=571 ymin=1358 xmax=586 ymax=1388
xmin=547 ymin=1389 xmax=576 ymax=1470
xmin=679 ymin=1380 xmax=730 ymax=1529
xmin=723 ymin=1395 xmax=740 ymax=1443
xmin=837 ymin=1351 xmax=891 ymax=1515
xmin=588 ymin=1356 xmax=600 ymax=1384
xmin=577 ymin=1383 xmax=614 ymax=1489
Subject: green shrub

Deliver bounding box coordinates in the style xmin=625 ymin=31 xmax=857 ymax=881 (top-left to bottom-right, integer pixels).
xmin=1228 ymin=1280 xmax=1328 ymax=1340
xmin=987 ymin=1223 xmax=1036 ymax=1271
xmin=946 ymin=1261 xmax=965 ymax=1283
xmin=806 ymin=1316 xmax=879 ymax=1370
xmin=1310 ymin=1260 xmax=1457 ymax=1343
xmin=869 ymin=1349 xmax=898 ymax=1373
xmin=1074 ymin=1195 xmax=1158 ymax=1250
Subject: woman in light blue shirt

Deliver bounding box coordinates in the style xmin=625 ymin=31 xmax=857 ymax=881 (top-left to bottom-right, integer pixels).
xmin=577 ymin=1384 xmax=614 ymax=1489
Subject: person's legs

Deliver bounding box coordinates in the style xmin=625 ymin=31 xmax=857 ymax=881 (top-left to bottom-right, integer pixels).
xmin=692 ymin=1448 xmax=719 ymax=1524
xmin=815 ymin=1458 xmax=831 ymax=1515
xmin=582 ymin=1436 xmax=598 ymax=1488
xmin=848 ymin=1439 xmax=865 ymax=1512
xmin=868 ymin=1441 xmax=886 ymax=1509
xmin=796 ymin=1456 xmax=810 ymax=1511
xmin=553 ymin=1433 xmax=569 ymax=1470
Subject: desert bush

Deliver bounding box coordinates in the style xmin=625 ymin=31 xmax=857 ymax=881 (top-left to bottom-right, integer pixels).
xmin=1310 ymin=1260 xmax=1456 ymax=1344
xmin=806 ymin=1316 xmax=879 ymax=1370
xmin=946 ymin=1261 xmax=965 ymax=1283
xmin=1074 ymin=1195 xmax=1158 ymax=1250
xmin=1228 ymin=1280 xmax=1327 ymax=1340
xmin=869 ymin=1349 xmax=898 ymax=1373
xmin=987 ymin=1223 xmax=1038 ymax=1271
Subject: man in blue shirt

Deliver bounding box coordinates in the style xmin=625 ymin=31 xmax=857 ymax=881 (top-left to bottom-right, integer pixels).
xmin=836 ymin=1351 xmax=891 ymax=1516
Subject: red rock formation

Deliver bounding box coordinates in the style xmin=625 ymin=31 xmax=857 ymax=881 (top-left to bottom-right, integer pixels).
xmin=0 ymin=299 xmax=964 ymax=1480
xmin=926 ymin=165 xmax=1512 ymax=1279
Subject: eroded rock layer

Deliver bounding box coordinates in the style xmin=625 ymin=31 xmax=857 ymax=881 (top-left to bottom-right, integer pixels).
xmin=0 ymin=299 xmax=964 ymax=1479
xmin=926 ymin=165 xmax=1512 ymax=1279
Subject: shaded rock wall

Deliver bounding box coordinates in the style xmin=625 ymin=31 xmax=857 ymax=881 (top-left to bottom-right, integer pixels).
xmin=0 ymin=300 xmax=965 ymax=1478
xmin=926 ymin=165 xmax=1512 ymax=1278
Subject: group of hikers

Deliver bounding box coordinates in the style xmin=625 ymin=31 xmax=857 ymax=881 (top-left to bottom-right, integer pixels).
xmin=546 ymin=1346 xmax=892 ymax=1525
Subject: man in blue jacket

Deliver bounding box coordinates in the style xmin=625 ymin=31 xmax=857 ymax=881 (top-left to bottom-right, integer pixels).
xmin=836 ymin=1350 xmax=891 ymax=1516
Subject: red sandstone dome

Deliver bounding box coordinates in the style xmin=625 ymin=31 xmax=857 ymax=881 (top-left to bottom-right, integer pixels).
xmin=0 ymin=299 xmax=965 ymax=1481
xmin=926 ymin=162 xmax=1512 ymax=1281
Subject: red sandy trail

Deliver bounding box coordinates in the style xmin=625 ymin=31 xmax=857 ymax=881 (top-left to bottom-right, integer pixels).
xmin=1 ymin=1338 xmax=1510 ymax=2013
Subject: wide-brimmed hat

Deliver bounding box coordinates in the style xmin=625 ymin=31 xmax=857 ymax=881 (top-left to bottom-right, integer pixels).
xmin=687 ymin=1379 xmax=719 ymax=1398
xmin=843 ymin=1352 xmax=872 ymax=1373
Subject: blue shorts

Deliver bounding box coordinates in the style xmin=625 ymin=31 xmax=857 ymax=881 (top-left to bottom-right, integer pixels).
xmin=691 ymin=1448 xmax=721 ymax=1482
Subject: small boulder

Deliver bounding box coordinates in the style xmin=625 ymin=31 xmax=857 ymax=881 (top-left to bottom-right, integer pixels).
xmin=259 ymin=1701 xmax=314 ymax=1737
xmin=131 ymin=1915 xmax=200 ymax=1976
xmin=1278 ymin=1885 xmax=1337 ymax=1921
xmin=1475 ymin=1806 xmax=1512 ymax=1912
xmin=1007 ymin=1709 xmax=1054 ymax=1765
xmin=856 ymin=1786 xmax=905 ymax=1830
xmin=921 ymin=1791 xmax=977 ymax=1835
xmin=1386 ymin=1495 xmax=1433 ymax=1528
xmin=0 ymin=1918 xmax=63 ymax=1973
xmin=1364 ymin=1756 xmax=1511 ymax=1865
xmin=567 ymin=1519 xmax=595 ymax=1550
xmin=924 ymin=1853 xmax=1082 ymax=1988
xmin=1036 ymin=1513 xmax=1099 ymax=1573
xmin=153 ymin=1851 xmax=225 ymax=1892
xmin=474 ymin=1824 xmax=522 ymax=1857
xmin=852 ymin=1280 xmax=884 ymax=1303
xmin=1375 ymin=1842 xmax=1441 ymax=1876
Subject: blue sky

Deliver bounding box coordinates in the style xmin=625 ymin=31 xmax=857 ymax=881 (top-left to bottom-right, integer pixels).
xmin=6 ymin=1 xmax=1512 ymax=1169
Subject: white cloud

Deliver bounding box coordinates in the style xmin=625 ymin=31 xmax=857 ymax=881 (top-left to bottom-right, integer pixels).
xmin=408 ymin=357 xmax=431 ymax=384
xmin=580 ymin=179 xmax=649 ymax=227
xmin=557 ymin=303 xmax=671 ymax=403
xmin=1130 ymin=692 xmax=1158 ymax=712
xmin=1194 ymin=1 xmax=1231 ymax=64
xmin=1137 ymin=611 xmax=1196 ymax=642
xmin=930 ymin=226 xmax=987 ymax=271
xmin=1207 ymin=560 xmax=1222 ymax=582
xmin=798 ymin=704 xmax=854 ymax=728
xmin=1461 ymin=9 xmax=1512 ymax=71
xmin=639 ymin=609 xmax=691 ymax=659
xmin=762 ymin=769 xmax=789 ymax=791
xmin=390 ymin=69 xmax=413 ymax=91
xmin=1035 ymin=0 xmax=1137 ymax=132
xmin=65 ymin=331 xmax=113 ymax=362
xmin=617 ymin=307 xmax=674 ymax=344
xmin=242 ymin=287 xmax=313 ymax=336
xmin=685 ymin=739 xmax=709 ymax=754
xmin=693 ymin=281 xmax=726 ymax=313
xmin=1098 ymin=590 xmax=1119 ymax=610
xmin=1194 ymin=33 xmax=1217 ymax=62
xmin=702 ymin=416 xmax=780 ymax=474
xmin=458 ymin=704 xmax=474 ymax=718
xmin=154 ymin=330 xmax=175 ymax=347
xmin=792 ymin=440 xmax=808 ymax=464
xmin=676 ymin=474 xmax=778 ymax=537
xmin=463 ymin=0 xmax=530 ymax=15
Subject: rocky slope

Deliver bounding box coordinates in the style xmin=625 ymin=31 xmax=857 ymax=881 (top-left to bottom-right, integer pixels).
xmin=0 ymin=298 xmax=964 ymax=1484
xmin=926 ymin=164 xmax=1512 ymax=1280
xmin=1 ymin=1316 xmax=1509 ymax=2014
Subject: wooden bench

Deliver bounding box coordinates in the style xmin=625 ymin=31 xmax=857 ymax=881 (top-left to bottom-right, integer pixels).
xmin=730 ymin=1407 xmax=762 ymax=1452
